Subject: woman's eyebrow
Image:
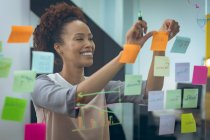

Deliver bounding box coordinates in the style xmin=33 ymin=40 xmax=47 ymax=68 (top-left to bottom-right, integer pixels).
xmin=74 ymin=33 xmax=93 ymax=37
xmin=74 ymin=33 xmax=85 ymax=37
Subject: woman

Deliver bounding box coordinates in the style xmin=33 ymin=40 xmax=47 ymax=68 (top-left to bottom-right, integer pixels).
xmin=32 ymin=2 xmax=179 ymax=140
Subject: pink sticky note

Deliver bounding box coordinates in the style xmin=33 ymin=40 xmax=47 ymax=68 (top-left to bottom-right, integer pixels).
xmin=24 ymin=123 xmax=46 ymax=140
xmin=192 ymin=66 xmax=208 ymax=84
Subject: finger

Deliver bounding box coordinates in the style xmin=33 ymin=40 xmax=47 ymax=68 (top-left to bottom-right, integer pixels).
xmin=139 ymin=20 xmax=148 ymax=33
xmin=143 ymin=31 xmax=154 ymax=40
xmin=170 ymin=22 xmax=180 ymax=37
xmin=135 ymin=20 xmax=147 ymax=34
xmin=163 ymin=19 xmax=175 ymax=32
xmin=139 ymin=31 xmax=155 ymax=47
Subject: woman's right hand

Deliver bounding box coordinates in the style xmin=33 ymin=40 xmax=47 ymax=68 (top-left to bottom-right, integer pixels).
xmin=125 ymin=20 xmax=154 ymax=47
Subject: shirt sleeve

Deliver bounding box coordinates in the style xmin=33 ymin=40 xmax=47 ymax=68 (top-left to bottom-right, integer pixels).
xmin=104 ymin=80 xmax=148 ymax=104
xmin=31 ymin=75 xmax=79 ymax=118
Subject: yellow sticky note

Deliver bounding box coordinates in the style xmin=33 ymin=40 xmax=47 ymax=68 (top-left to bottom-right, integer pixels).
xmin=154 ymin=56 xmax=170 ymax=76
xmin=181 ymin=113 xmax=196 ymax=133
xmin=206 ymin=14 xmax=210 ymax=58
xmin=7 ymin=26 xmax=34 ymax=43
xmin=150 ymin=31 xmax=168 ymax=51
xmin=119 ymin=44 xmax=140 ymax=63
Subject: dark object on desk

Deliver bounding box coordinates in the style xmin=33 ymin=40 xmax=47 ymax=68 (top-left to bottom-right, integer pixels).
xmin=133 ymin=104 xmax=176 ymax=140
xmin=177 ymin=83 xmax=203 ymax=109
xmin=107 ymin=108 xmax=126 ymax=140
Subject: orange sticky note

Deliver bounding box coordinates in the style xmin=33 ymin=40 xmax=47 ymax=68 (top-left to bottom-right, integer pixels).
xmin=150 ymin=31 xmax=168 ymax=51
xmin=119 ymin=44 xmax=140 ymax=63
xmin=7 ymin=26 xmax=34 ymax=43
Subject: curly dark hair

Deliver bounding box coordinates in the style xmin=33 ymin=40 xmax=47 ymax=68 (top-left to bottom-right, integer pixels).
xmin=33 ymin=2 xmax=87 ymax=71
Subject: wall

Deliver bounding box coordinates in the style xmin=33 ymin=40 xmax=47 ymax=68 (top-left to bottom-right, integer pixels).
xmin=71 ymin=0 xmax=124 ymax=46
xmin=0 ymin=0 xmax=39 ymax=140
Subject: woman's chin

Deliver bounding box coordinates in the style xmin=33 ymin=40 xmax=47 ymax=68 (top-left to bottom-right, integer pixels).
xmin=83 ymin=61 xmax=93 ymax=67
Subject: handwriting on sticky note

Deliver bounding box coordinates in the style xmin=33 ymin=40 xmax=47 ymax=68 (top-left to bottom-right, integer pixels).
xmin=192 ymin=66 xmax=208 ymax=84
xmin=175 ymin=63 xmax=190 ymax=82
xmin=166 ymin=90 xmax=182 ymax=109
xmin=171 ymin=36 xmax=191 ymax=53
xmin=124 ymin=74 xmax=142 ymax=96
xmin=32 ymin=51 xmax=54 ymax=74
xmin=1 ymin=96 xmax=27 ymax=122
xmin=183 ymin=89 xmax=198 ymax=108
xmin=154 ymin=56 xmax=170 ymax=77
xmin=0 ymin=57 xmax=12 ymax=78
xmin=7 ymin=26 xmax=34 ymax=43
xmin=13 ymin=70 xmax=36 ymax=92
xmin=148 ymin=91 xmax=164 ymax=111
xmin=150 ymin=31 xmax=168 ymax=51
xmin=159 ymin=115 xmax=175 ymax=135
xmin=24 ymin=123 xmax=46 ymax=140
xmin=181 ymin=113 xmax=196 ymax=133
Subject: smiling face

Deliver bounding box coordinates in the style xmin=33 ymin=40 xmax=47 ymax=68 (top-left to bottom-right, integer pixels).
xmin=55 ymin=20 xmax=95 ymax=68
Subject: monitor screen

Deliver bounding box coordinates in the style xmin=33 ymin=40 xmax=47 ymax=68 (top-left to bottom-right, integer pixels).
xmin=177 ymin=83 xmax=203 ymax=109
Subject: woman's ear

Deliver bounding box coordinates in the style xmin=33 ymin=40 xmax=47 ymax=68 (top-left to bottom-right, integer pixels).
xmin=54 ymin=44 xmax=63 ymax=55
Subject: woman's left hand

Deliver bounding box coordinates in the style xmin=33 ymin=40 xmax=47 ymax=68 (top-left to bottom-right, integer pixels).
xmin=125 ymin=20 xmax=154 ymax=47
xmin=159 ymin=19 xmax=180 ymax=40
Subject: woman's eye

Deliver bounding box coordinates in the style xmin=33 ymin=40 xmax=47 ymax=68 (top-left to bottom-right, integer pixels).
xmin=76 ymin=38 xmax=84 ymax=41
xmin=89 ymin=37 xmax=93 ymax=41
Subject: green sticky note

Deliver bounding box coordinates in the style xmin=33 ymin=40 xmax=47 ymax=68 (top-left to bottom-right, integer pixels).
xmin=0 ymin=41 xmax=2 ymax=52
xmin=0 ymin=53 xmax=3 ymax=58
xmin=124 ymin=74 xmax=142 ymax=95
xmin=166 ymin=90 xmax=181 ymax=109
xmin=0 ymin=57 xmax=12 ymax=77
xmin=1 ymin=96 xmax=27 ymax=122
xmin=13 ymin=70 xmax=36 ymax=92
xmin=181 ymin=113 xmax=196 ymax=133
xmin=183 ymin=89 xmax=198 ymax=108
xmin=154 ymin=56 xmax=170 ymax=77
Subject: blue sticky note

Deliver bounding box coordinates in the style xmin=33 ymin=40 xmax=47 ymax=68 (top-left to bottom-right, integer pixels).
xmin=32 ymin=51 xmax=54 ymax=74
xmin=175 ymin=63 xmax=190 ymax=82
xmin=148 ymin=91 xmax=164 ymax=111
xmin=170 ymin=36 xmax=191 ymax=53
xmin=159 ymin=115 xmax=175 ymax=135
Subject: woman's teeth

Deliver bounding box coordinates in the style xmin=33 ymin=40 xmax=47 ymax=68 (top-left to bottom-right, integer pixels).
xmin=81 ymin=52 xmax=92 ymax=56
